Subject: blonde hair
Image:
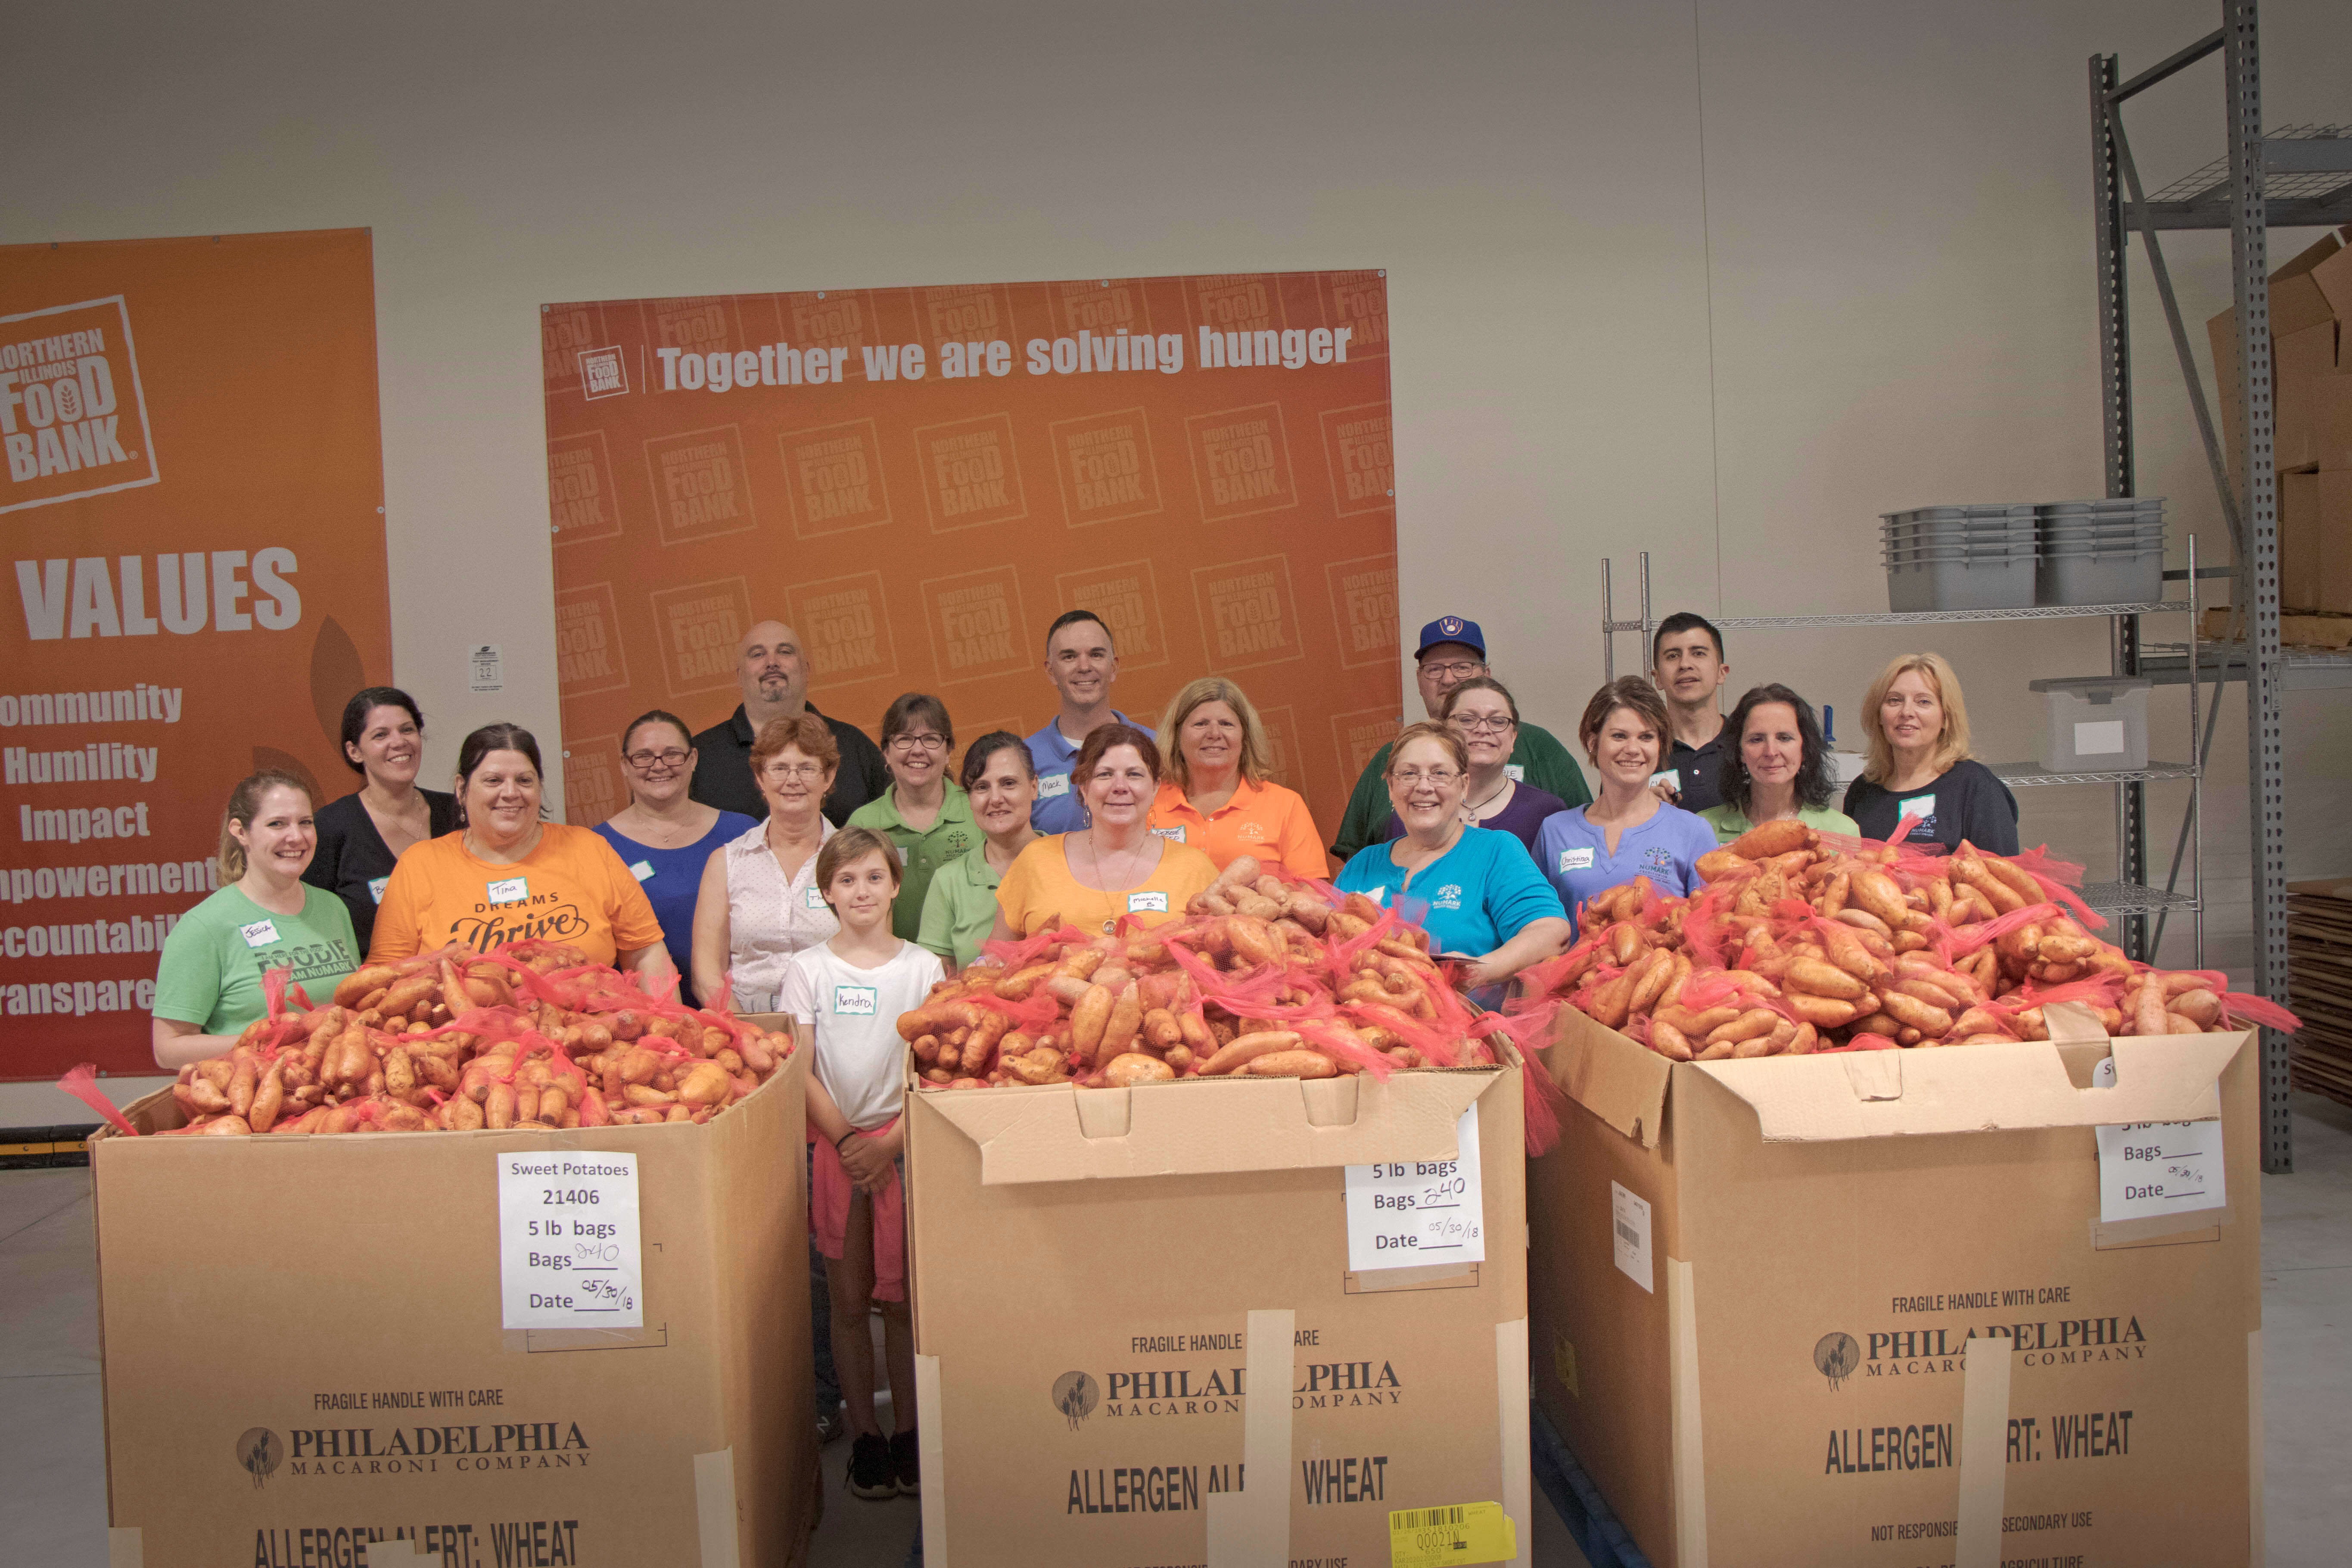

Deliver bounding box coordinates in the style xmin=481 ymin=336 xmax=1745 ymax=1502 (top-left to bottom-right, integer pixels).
xmin=1384 ymin=721 xmax=1469 ymax=776
xmin=1157 ymin=677 xmax=1273 ymax=792
xmin=218 ymin=770 xmax=314 ymax=883
xmin=1860 ymin=652 xmax=1972 ymax=783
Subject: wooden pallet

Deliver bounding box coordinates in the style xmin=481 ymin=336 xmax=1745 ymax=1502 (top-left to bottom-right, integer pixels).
xmin=2288 ymin=878 xmax=2352 ymax=1108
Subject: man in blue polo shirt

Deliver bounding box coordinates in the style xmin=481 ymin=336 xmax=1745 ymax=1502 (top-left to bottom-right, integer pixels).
xmin=1025 ymin=609 xmax=1156 ymax=833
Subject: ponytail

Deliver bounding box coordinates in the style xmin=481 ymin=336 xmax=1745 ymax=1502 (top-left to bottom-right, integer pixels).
xmin=218 ymin=770 xmax=314 ymax=883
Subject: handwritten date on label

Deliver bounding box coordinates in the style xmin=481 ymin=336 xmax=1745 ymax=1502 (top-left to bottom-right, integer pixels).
xmin=497 ymin=1154 xmax=644 ymax=1329
xmin=1343 ymin=1104 xmax=1485 ymax=1272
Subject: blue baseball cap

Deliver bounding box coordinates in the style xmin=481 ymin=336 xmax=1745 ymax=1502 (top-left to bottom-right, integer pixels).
xmin=1415 ymin=616 xmax=1487 ymax=660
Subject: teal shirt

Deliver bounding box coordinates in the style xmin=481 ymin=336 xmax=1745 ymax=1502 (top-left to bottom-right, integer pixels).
xmin=1333 ymin=720 xmax=1591 ymax=862
xmin=848 ymin=785 xmax=980 ymax=942
xmin=153 ymin=884 xmax=361 ymax=1035
xmin=917 ymin=842 xmax=1012 ymax=969
xmin=1697 ymin=803 xmax=1861 ymax=845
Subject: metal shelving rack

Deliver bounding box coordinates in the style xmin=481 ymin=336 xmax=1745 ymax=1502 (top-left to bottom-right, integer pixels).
xmin=2091 ymin=0 xmax=2352 ymax=1172
xmin=1599 ymin=545 xmax=2205 ymax=965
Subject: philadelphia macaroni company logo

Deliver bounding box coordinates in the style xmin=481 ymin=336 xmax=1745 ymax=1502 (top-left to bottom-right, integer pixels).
xmin=1052 ymin=1372 xmax=1101 ymax=1430
xmin=237 ymin=1428 xmax=284 ymax=1488
xmin=1815 ymin=1332 xmax=1861 ymax=1391
xmin=2 ymin=296 xmax=159 ymax=515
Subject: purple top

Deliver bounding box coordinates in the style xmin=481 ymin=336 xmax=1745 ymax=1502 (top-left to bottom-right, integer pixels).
xmin=1381 ymin=783 xmax=1569 ymax=860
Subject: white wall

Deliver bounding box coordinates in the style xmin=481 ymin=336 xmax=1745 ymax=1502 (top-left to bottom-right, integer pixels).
xmin=5 ymin=2 xmax=2348 ymax=1117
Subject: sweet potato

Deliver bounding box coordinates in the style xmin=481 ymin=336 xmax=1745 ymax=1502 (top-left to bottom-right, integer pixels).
xmin=1196 ymin=1031 xmax=1305 ymax=1075
xmin=1244 ymin=1050 xmax=1338 ymax=1079
xmin=1103 ymin=1052 xmax=1176 ymax=1087
xmin=1730 ymin=818 xmax=1811 ymax=861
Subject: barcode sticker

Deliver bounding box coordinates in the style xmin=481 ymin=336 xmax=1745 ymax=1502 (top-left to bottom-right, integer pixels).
xmin=1611 ymin=1180 xmax=1654 ymax=1294
xmin=1388 ymin=1500 xmax=1516 ymax=1568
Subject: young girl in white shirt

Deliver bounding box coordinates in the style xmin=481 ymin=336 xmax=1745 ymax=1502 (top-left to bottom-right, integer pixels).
xmin=780 ymin=826 xmax=944 ymax=1503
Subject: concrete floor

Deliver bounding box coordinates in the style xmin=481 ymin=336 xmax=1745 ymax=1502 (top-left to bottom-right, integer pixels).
xmin=10 ymin=1097 xmax=2349 ymax=1566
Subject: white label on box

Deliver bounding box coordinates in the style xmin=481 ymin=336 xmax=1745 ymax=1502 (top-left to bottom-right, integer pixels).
xmin=497 ymin=1151 xmax=643 ymax=1329
xmin=2092 ymin=1056 xmax=2226 ymax=1223
xmin=2074 ymin=719 xmax=2127 ymax=757
xmin=1343 ymin=1104 xmax=1484 ymax=1272
xmin=1611 ymin=1180 xmax=1654 ymax=1293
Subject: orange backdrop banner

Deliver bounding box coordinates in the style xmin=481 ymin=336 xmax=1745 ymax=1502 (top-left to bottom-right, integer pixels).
xmin=1 ymin=229 xmax=390 ymax=1081
xmin=543 ymin=271 xmax=1399 ymax=844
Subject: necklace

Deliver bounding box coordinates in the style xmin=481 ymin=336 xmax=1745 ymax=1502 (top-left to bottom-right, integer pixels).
xmin=1083 ymin=828 xmax=1155 ymax=932
xmin=1462 ymin=775 xmax=1509 ymax=823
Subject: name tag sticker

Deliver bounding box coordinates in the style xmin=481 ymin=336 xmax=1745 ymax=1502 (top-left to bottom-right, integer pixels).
xmin=1558 ymin=847 xmax=1596 ymax=873
xmin=1127 ymin=890 xmax=1170 ymax=914
xmin=1649 ymin=768 xmax=1680 ymax=793
xmin=1898 ymin=794 xmax=1937 ymax=839
xmin=833 ymin=985 xmax=879 ymax=1017
xmin=1151 ymin=826 xmax=1185 ymax=842
xmin=1037 ymin=772 xmax=1071 ymax=799
xmin=628 ymin=860 xmax=655 ymax=881
xmin=1504 ymin=764 xmax=1524 ymax=782
xmin=238 ymin=919 xmax=280 ymax=948
xmin=803 ymin=886 xmax=828 ymax=911
xmin=366 ymin=876 xmax=389 ymax=905
xmin=486 ymin=877 xmax=529 ymax=907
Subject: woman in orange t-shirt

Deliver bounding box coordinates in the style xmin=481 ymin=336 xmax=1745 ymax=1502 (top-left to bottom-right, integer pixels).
xmin=1146 ymin=677 xmax=1328 ymax=878
xmin=370 ymin=724 xmax=668 ymax=977
xmin=992 ymin=725 xmax=1219 ymax=940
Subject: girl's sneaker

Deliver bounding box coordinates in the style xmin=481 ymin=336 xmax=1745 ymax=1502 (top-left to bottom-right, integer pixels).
xmin=891 ymin=1428 xmax=920 ymax=1496
xmin=848 ymin=1434 xmax=896 ymax=1500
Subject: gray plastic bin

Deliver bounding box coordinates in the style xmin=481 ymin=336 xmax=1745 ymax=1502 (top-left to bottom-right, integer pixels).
xmin=1886 ymin=554 xmax=2036 ymax=611
xmin=2028 ymin=675 xmax=2151 ymax=772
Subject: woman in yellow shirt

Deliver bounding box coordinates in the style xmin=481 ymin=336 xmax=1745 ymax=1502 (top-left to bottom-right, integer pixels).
xmin=992 ymin=724 xmax=1219 ymax=939
xmin=370 ymin=724 xmax=668 ymax=979
xmin=1147 ymin=676 xmax=1328 ymax=879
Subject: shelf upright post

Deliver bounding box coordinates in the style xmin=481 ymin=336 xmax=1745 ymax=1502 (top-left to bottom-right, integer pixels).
xmin=2092 ymin=51 xmax=2151 ymax=958
xmin=1601 ymin=557 xmax=1616 ymax=683
xmin=2224 ymin=0 xmax=2292 ymax=1173
xmin=1639 ymin=552 xmax=1654 ymax=674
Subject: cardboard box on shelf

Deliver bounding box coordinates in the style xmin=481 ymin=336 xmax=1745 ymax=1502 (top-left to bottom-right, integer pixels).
xmin=92 ymin=1032 xmax=816 ymax=1568
xmin=2274 ymin=320 xmax=2340 ymax=471
xmin=2311 ymin=228 xmax=2352 ymax=325
xmin=2285 ymin=468 xmax=2322 ymax=610
xmin=907 ymin=1055 xmax=1531 ymax=1568
xmin=2323 ymin=468 xmax=2352 ymax=615
xmin=1527 ymin=1003 xmax=2262 ymax=1568
xmin=2208 ymin=230 xmax=2348 ymax=480
xmin=2266 ymin=230 xmax=2344 ymax=340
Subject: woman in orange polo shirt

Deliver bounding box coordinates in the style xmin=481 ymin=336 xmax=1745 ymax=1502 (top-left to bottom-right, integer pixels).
xmin=370 ymin=724 xmax=669 ymax=979
xmin=1146 ymin=677 xmax=1328 ymax=878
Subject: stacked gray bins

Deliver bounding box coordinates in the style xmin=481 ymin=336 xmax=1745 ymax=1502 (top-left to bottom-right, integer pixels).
xmin=2036 ymin=498 xmax=2165 ymax=606
xmin=1881 ymin=504 xmax=2037 ymax=611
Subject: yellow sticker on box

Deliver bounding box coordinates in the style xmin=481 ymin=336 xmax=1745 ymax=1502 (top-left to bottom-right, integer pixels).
xmin=1389 ymin=1502 xmax=1516 ymax=1568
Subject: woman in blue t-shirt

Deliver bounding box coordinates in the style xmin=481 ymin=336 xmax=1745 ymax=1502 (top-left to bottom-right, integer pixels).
xmin=593 ymin=711 xmax=756 ymax=1007
xmin=1332 ymin=722 xmax=1569 ymax=991
xmin=1535 ymin=678 xmax=1717 ymax=938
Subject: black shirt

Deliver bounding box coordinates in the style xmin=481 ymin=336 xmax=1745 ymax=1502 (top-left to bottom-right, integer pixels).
xmin=1842 ymin=758 xmax=2020 ymax=856
xmin=689 ymin=701 xmax=889 ymax=828
xmin=1667 ymin=725 xmax=1729 ymax=813
xmin=303 ymin=788 xmax=459 ymax=953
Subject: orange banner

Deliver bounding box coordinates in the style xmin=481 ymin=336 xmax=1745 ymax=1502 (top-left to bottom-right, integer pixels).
xmin=544 ymin=271 xmax=1399 ymax=839
xmin=1 ymin=230 xmax=389 ymax=1080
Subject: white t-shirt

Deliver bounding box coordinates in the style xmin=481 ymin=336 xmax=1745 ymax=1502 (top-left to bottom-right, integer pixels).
xmin=779 ymin=939 xmax=945 ymax=1131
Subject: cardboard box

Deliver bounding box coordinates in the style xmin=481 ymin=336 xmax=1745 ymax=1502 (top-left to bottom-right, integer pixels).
xmin=1527 ymin=1005 xmax=2262 ymax=1568
xmin=2323 ymin=468 xmax=2352 ymax=614
xmin=2208 ymin=232 xmax=2346 ymax=479
xmin=2266 ymin=230 xmax=2343 ymax=341
xmin=906 ymin=1057 xmax=1531 ymax=1568
xmin=2284 ymin=468 xmax=2321 ymax=610
xmin=2307 ymin=226 xmax=2352 ymax=326
xmin=93 ymin=1038 xmax=816 ymax=1568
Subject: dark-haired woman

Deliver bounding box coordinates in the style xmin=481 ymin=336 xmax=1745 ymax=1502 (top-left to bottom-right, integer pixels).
xmin=154 ymin=771 xmax=360 ymax=1069
xmin=917 ymin=732 xmax=1039 ymax=970
xmin=1699 ymin=685 xmax=1861 ymax=844
xmin=593 ymin=711 xmax=754 ymax=1005
xmin=847 ymin=694 xmax=976 ymax=943
xmin=370 ymin=724 xmax=668 ymax=977
xmin=304 ymin=687 xmax=457 ymax=952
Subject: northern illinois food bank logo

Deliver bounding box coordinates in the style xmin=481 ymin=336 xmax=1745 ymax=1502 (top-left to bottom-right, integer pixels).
xmin=920 ymin=566 xmax=1028 ymax=685
xmin=644 ymin=426 xmax=757 ymax=547
xmin=1191 ymin=554 xmax=1303 ymax=672
xmin=1185 ymin=404 xmax=1297 ymax=523
xmin=1 ymin=296 xmax=158 ymax=515
xmin=562 ymin=736 xmax=621 ymax=828
xmin=787 ymin=572 xmax=899 ymax=686
xmin=652 ymin=576 xmax=753 ymax=698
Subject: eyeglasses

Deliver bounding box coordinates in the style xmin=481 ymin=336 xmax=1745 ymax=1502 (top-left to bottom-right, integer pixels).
xmin=1450 ymin=715 xmax=1515 ymax=734
xmin=1420 ymin=660 xmax=1486 ymax=681
xmin=1393 ymin=768 xmax=1462 ymax=787
xmin=624 ymin=748 xmax=690 ymax=771
xmin=761 ymin=762 xmax=826 ymax=781
xmin=887 ymin=734 xmax=949 ymax=753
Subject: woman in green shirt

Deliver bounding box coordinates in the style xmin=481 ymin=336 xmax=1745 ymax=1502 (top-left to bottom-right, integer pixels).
xmin=152 ymin=769 xmax=361 ymax=1069
xmin=917 ymin=732 xmax=1038 ymax=971
xmin=847 ymin=693 xmax=978 ymax=942
xmin=1698 ymin=684 xmax=1861 ymax=844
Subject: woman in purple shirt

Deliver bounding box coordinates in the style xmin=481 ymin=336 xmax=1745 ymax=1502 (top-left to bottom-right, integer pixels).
xmin=1380 ymin=678 xmax=1569 ymax=857
xmin=1534 ymin=677 xmax=1717 ymax=938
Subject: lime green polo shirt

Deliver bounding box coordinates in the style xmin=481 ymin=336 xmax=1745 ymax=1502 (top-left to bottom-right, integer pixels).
xmin=917 ymin=843 xmax=1010 ymax=969
xmin=848 ymin=784 xmax=979 ymax=942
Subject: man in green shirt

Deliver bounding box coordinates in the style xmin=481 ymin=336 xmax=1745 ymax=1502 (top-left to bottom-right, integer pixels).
xmin=1330 ymin=615 xmax=1593 ymax=863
